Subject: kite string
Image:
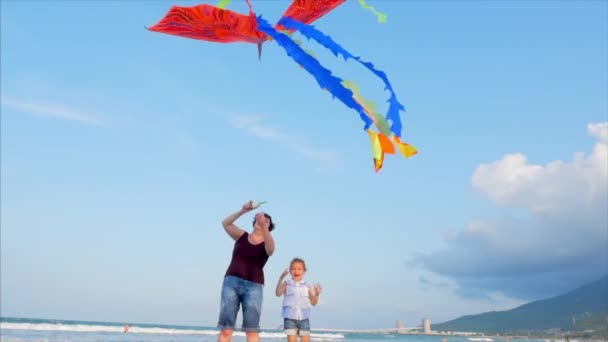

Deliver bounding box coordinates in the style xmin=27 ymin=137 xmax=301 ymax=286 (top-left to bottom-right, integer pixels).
xmin=245 ymin=0 xmax=254 ymax=15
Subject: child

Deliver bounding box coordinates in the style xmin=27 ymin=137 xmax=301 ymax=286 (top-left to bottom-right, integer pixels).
xmin=275 ymin=257 xmax=322 ymax=342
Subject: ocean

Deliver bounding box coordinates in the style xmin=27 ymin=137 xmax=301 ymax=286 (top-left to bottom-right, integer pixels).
xmin=0 ymin=317 xmax=558 ymax=342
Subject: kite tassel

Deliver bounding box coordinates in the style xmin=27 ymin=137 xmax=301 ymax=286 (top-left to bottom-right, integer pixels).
xmin=393 ymin=136 xmax=418 ymax=158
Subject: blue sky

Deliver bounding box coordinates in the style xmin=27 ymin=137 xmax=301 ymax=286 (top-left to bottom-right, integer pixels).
xmin=1 ymin=0 xmax=606 ymax=330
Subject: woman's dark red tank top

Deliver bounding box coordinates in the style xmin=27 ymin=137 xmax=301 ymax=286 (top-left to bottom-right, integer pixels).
xmin=224 ymin=232 xmax=269 ymax=285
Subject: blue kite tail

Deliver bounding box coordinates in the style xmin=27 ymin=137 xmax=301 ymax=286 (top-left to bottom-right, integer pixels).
xmin=277 ymin=16 xmax=405 ymax=137
xmin=256 ymin=16 xmax=373 ymax=130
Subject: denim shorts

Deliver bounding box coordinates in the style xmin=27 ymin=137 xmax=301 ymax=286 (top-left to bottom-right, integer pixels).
xmin=284 ymin=318 xmax=310 ymax=336
xmin=217 ymin=275 xmax=264 ymax=332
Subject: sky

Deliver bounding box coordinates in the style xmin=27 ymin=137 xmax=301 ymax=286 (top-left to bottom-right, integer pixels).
xmin=1 ymin=0 xmax=607 ymax=331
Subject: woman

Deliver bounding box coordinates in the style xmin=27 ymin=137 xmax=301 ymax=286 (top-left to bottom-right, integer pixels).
xmin=217 ymin=200 xmax=276 ymax=342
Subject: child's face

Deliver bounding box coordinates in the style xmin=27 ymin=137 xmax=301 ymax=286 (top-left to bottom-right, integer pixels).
xmin=290 ymin=261 xmax=306 ymax=281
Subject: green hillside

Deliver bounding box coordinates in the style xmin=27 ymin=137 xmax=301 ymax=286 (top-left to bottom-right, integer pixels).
xmin=432 ymin=275 xmax=608 ymax=335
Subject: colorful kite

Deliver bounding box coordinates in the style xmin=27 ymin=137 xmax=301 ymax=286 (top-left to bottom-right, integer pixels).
xmin=147 ymin=0 xmax=417 ymax=172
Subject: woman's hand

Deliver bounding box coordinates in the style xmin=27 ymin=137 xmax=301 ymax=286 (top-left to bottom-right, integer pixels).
xmin=242 ymin=200 xmax=254 ymax=212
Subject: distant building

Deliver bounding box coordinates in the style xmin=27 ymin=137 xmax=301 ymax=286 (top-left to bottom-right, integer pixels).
xmin=423 ymin=318 xmax=431 ymax=333
xmin=396 ymin=320 xmax=406 ymax=333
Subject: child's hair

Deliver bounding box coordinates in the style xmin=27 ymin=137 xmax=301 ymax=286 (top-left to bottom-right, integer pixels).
xmin=290 ymin=257 xmax=307 ymax=270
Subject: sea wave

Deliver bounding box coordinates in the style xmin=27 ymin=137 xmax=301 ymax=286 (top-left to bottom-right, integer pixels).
xmin=0 ymin=322 xmax=344 ymax=340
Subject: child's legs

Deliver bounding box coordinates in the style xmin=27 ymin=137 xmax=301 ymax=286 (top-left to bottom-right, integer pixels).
xmin=284 ymin=318 xmax=299 ymax=341
xmin=284 ymin=318 xmax=310 ymax=342
xmin=298 ymin=319 xmax=311 ymax=342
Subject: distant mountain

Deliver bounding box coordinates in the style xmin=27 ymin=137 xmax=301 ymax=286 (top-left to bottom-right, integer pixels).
xmin=432 ymin=275 xmax=608 ymax=334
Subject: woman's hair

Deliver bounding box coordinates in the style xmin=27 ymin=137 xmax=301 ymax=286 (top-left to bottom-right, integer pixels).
xmin=253 ymin=213 xmax=275 ymax=232
xmin=290 ymin=257 xmax=306 ymax=270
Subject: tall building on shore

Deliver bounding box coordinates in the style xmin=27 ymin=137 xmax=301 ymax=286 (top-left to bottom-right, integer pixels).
xmin=423 ymin=318 xmax=431 ymax=333
xmin=396 ymin=320 xmax=405 ymax=332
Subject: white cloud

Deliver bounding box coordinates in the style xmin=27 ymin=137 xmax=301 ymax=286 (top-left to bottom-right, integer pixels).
xmin=415 ymin=122 xmax=608 ymax=300
xmin=472 ymin=136 xmax=607 ymax=218
xmin=1 ymin=96 xmax=106 ymax=126
xmin=588 ymin=122 xmax=608 ymax=143
xmin=228 ymin=114 xmax=340 ymax=168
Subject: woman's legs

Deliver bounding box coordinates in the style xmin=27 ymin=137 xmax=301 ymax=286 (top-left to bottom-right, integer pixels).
xmin=217 ymin=276 xmax=264 ymax=342
xmin=219 ymin=329 xmax=234 ymax=342
xmin=242 ymin=279 xmax=264 ymax=337
xmin=245 ymin=331 xmax=260 ymax=342
xmin=217 ymin=276 xmax=241 ymax=342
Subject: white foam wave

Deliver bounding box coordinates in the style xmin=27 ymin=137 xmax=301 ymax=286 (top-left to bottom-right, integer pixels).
xmin=309 ymin=332 xmax=346 ymax=341
xmin=0 ymin=322 xmax=344 ymax=340
xmin=0 ymin=322 xmax=216 ymax=335
xmin=2 ymin=323 xmax=127 ymax=334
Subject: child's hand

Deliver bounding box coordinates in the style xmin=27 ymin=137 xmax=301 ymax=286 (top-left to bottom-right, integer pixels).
xmin=280 ymin=269 xmax=289 ymax=279
xmin=314 ymin=283 xmax=323 ymax=295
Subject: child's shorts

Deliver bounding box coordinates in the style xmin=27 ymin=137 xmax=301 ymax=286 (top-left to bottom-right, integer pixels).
xmin=284 ymin=318 xmax=310 ymax=336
